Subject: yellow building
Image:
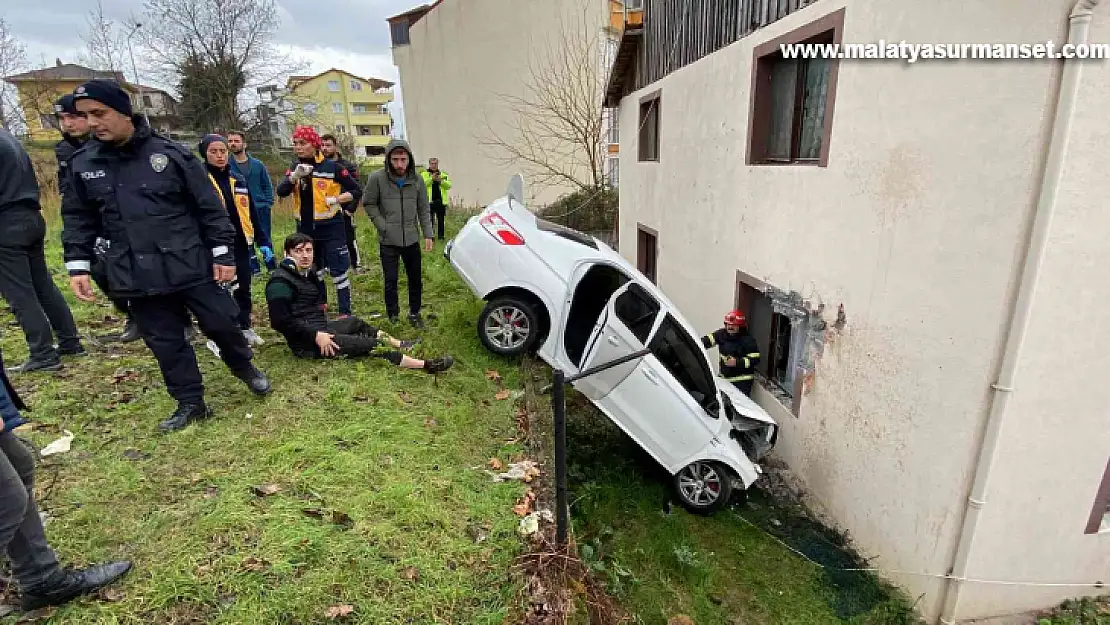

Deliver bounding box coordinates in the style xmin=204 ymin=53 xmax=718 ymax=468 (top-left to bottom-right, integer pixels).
xmin=286 ymin=69 xmax=395 ymax=163
xmin=4 ymin=61 xmax=133 ymax=141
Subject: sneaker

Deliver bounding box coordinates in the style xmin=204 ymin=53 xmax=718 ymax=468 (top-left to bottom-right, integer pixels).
xmin=6 ymin=358 xmax=62 ymax=374
xmin=242 ymin=328 xmax=265 ymax=347
xmin=21 ymin=560 xmax=133 ymax=611
xmin=235 ymin=366 xmax=272 ymax=396
xmin=119 ymin=318 xmax=141 ymax=343
xmin=158 ymin=402 xmax=212 ymax=433
xmin=408 ymin=313 xmax=425 ymax=329
xmin=57 ymin=344 xmax=87 ymax=357
xmin=423 ymin=355 xmax=454 ymax=374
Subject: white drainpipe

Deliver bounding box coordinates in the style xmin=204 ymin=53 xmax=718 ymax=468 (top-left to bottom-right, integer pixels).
xmin=938 ymin=1 xmax=1101 ymax=623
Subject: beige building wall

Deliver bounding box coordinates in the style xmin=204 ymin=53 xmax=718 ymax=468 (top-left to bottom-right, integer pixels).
xmin=614 ymin=0 xmax=1109 ymax=622
xmin=392 ymin=0 xmax=607 ymax=208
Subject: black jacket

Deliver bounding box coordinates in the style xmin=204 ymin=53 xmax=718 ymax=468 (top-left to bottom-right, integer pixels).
xmin=702 ymin=328 xmax=761 ymax=381
xmin=0 ymin=127 xmax=42 ymax=215
xmin=265 ymin=260 xmax=328 ymax=353
xmin=54 ymin=133 xmax=86 ymax=198
xmin=61 ymin=117 xmax=237 ymax=298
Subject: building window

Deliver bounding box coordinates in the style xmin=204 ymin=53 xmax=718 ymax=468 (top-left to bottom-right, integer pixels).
xmin=1085 ymin=458 xmax=1110 ymax=534
xmin=747 ymin=9 xmax=844 ymax=167
xmin=352 ymin=103 xmax=369 ymax=114
xmin=303 ymin=103 xmax=317 ymax=115
xmin=350 ymin=80 xmax=362 ymax=91
xmin=332 ymin=102 xmax=343 ymax=114
xmin=366 ymin=145 xmax=386 ymax=157
xmin=269 ymin=121 xmax=279 ymax=134
xmin=390 ymin=20 xmax=411 ymax=46
xmin=637 ymin=92 xmax=660 ymax=162
xmin=735 ymin=271 xmax=807 ymax=415
xmin=378 ymin=105 xmax=389 ymax=114
xmin=636 ymin=224 xmax=657 ymax=284
xmin=328 ymin=80 xmax=340 ymax=92
xmin=606 ymin=107 xmax=619 ymax=145
xmin=142 ymin=95 xmax=153 ymax=108
xmin=606 ymin=157 xmax=619 ymax=188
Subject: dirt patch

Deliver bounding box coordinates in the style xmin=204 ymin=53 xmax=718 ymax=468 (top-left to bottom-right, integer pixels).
xmin=508 ymin=357 xmax=628 ymax=625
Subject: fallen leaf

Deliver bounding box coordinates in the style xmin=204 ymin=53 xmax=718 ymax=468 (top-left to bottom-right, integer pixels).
xmin=668 ymin=617 xmax=696 ymax=625
xmin=325 ymin=604 xmax=355 ymax=619
xmin=494 ymin=389 xmax=511 ymax=401
xmin=111 ymin=368 xmax=140 ymax=384
xmin=467 ymin=524 xmax=490 ymax=544
xmin=189 ymin=474 xmax=203 ymax=485
xmin=302 ymin=508 xmax=326 ymax=519
xmin=203 ymin=486 xmax=220 ymax=499
xmin=195 ymin=564 xmax=213 ymax=576
xmin=485 ymin=370 xmax=502 ymax=384
xmin=240 ymin=557 xmax=269 ymax=572
xmin=331 ymin=511 xmax=353 ymax=527
xmin=488 ymin=457 xmax=504 ymax=471
xmin=353 ymin=394 xmax=369 ymax=402
xmin=398 ymin=391 xmax=412 ymax=404
xmin=99 ymin=587 xmax=125 ymax=602
xmin=122 ymin=448 xmax=146 ymax=461
xmin=423 ymin=417 xmax=438 ymax=428
xmin=251 ymin=483 xmax=282 ymax=497
xmin=512 ymin=489 xmax=537 ymax=516
xmin=400 ymin=566 xmax=420 ymax=582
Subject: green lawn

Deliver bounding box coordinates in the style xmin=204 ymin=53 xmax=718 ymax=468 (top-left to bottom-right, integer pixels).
xmin=0 ymin=204 xmax=925 ymax=624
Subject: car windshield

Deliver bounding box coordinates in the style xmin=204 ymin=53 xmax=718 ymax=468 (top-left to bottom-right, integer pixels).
xmin=535 ymin=218 xmax=599 ymax=249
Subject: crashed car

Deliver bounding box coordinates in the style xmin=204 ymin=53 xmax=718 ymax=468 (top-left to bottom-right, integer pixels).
xmin=445 ymin=177 xmax=777 ymax=513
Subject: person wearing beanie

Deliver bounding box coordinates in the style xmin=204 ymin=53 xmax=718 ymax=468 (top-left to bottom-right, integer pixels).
xmin=52 ymin=94 xmax=140 ymax=344
xmin=63 ymin=79 xmax=273 ymax=433
xmin=0 ymin=127 xmax=85 ymax=374
xmin=198 ymin=133 xmax=271 ymax=347
xmin=275 ymin=125 xmax=363 ymax=317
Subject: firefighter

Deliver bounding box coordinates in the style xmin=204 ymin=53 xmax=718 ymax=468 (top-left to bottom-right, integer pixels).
xmin=62 ymin=79 xmax=272 ymax=433
xmin=702 ymin=310 xmax=761 ymax=396
xmin=53 ymin=94 xmax=140 ymax=343
xmin=276 ymin=126 xmax=363 ymax=317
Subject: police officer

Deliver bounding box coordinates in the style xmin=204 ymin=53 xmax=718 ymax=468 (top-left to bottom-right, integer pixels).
xmin=62 ymin=79 xmax=272 ymax=433
xmin=52 ymin=94 xmax=139 ymax=343
xmin=702 ymin=310 xmax=761 ymax=396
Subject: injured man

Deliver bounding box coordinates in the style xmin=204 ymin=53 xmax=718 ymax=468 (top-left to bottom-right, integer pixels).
xmin=265 ymin=233 xmax=454 ymax=374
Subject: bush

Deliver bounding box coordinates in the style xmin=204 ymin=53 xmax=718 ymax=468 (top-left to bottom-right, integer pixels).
xmin=536 ymin=186 xmax=618 ymax=235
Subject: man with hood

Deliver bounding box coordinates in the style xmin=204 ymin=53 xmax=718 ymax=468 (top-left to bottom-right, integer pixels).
xmin=0 ymin=126 xmax=84 ymax=374
xmin=53 ymin=94 xmax=140 ymax=343
xmin=276 ymin=126 xmax=362 ymax=317
xmin=362 ymin=139 xmax=434 ymax=327
xmin=62 ymin=79 xmax=272 ymax=433
xmin=199 ymin=133 xmax=271 ymax=347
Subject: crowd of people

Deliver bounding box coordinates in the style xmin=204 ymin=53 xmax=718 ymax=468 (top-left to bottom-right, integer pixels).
xmin=0 ymin=77 xmax=457 ymax=611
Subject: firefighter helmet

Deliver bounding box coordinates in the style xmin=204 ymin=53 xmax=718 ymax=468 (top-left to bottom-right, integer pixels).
xmin=724 ymin=310 xmax=746 ymax=327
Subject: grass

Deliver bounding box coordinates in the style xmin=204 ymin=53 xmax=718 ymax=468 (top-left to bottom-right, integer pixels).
xmin=1 ymin=206 xmax=532 ymax=623
xmin=1037 ymin=597 xmax=1110 ymax=625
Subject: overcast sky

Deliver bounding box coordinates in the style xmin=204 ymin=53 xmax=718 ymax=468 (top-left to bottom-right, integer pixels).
xmin=5 ymin=0 xmax=418 ymax=135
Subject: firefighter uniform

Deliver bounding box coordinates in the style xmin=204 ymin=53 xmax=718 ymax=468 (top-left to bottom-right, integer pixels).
xmin=61 ymin=115 xmax=269 ymax=419
xmin=276 ymin=152 xmax=363 ymax=315
xmin=702 ymin=328 xmax=761 ymax=396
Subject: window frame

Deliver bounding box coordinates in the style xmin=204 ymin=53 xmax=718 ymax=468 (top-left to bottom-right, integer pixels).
xmin=331 ymin=102 xmax=343 ymax=114
xmin=614 ymin=282 xmax=661 ymax=344
xmin=1085 ymin=458 xmax=1110 ymax=534
xmin=327 ymin=80 xmax=340 ymax=92
xmin=303 ymin=103 xmax=317 ymax=115
xmin=648 ymin=313 xmax=720 ymax=415
xmin=735 ymin=270 xmax=805 ymax=417
xmin=746 ymin=8 xmax=844 ymax=168
xmin=349 ymin=80 xmax=363 ymax=91
xmin=352 ymin=103 xmax=369 ymax=114
xmin=637 ymin=90 xmax=660 ymax=162
xmin=636 ymin=224 xmax=658 ymax=284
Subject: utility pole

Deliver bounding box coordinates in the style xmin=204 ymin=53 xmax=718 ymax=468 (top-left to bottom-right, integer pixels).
xmin=126 ymin=22 xmax=148 ymax=123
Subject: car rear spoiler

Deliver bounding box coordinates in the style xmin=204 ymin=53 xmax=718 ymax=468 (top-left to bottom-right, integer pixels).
xmin=506 ymin=173 xmax=528 ymax=213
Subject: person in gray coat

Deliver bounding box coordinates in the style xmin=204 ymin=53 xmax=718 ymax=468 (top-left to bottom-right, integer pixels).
xmin=362 ymin=139 xmax=434 ymax=327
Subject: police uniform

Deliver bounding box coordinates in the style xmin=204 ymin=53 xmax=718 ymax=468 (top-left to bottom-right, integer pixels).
xmin=702 ymin=328 xmax=761 ymax=396
xmin=276 ymin=152 xmax=363 ymax=315
xmin=61 ymin=116 xmax=261 ymax=408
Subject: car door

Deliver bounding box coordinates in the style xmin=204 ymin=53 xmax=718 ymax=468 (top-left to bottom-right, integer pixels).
xmin=573 ymin=282 xmax=711 ymax=468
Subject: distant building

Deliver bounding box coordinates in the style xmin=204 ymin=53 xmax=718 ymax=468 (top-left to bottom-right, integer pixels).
xmin=3 ymin=60 xmax=130 ymax=141
xmin=130 ymin=84 xmax=186 ymax=140
xmin=283 ymin=68 xmax=395 ymax=163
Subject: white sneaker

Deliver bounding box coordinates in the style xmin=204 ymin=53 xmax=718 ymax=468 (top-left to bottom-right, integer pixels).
xmin=242 ymin=328 xmax=265 ymax=347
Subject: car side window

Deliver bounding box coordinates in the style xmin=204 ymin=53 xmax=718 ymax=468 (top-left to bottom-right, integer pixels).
xmin=613 ymin=283 xmax=660 ymax=343
xmin=648 ymin=314 xmax=718 ymax=415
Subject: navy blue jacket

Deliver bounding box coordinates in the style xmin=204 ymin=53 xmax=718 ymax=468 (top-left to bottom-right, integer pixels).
xmin=54 ymin=133 xmax=86 ymax=198
xmin=0 ymin=127 xmax=42 ymax=215
xmin=0 ymin=351 xmax=28 ymax=432
xmin=61 ymin=117 xmax=237 ymax=298
xmin=230 ymin=153 xmax=275 ymax=209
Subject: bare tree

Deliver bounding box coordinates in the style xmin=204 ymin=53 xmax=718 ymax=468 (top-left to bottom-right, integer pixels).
xmin=79 ymin=0 xmax=129 ymax=75
xmin=0 ymin=18 xmax=29 ymax=133
xmin=477 ymin=9 xmax=608 ymax=195
xmin=134 ymin=0 xmax=302 ymax=130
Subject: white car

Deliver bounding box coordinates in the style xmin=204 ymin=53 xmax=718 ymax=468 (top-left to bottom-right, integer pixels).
xmin=445 ymin=177 xmax=778 ymax=513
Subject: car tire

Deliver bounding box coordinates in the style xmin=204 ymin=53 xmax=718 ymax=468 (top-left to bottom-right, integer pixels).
xmin=673 ymin=461 xmax=734 ymax=515
xmin=478 ymin=297 xmax=540 ymax=357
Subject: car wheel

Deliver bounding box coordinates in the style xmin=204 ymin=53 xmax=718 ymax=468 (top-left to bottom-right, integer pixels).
xmin=478 ymin=297 xmax=539 ymax=357
xmin=673 ymin=461 xmax=733 ymax=515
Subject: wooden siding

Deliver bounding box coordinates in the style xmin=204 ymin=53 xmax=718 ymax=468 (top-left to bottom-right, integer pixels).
xmin=633 ymin=0 xmax=822 ymax=91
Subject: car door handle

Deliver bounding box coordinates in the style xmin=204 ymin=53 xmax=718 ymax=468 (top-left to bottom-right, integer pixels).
xmin=642 ymin=369 xmax=660 ymax=385
xmin=607 ymin=335 xmax=621 ymax=346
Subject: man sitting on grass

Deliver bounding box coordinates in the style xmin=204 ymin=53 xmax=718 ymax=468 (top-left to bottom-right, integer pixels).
xmin=266 ymin=233 xmax=454 ymax=373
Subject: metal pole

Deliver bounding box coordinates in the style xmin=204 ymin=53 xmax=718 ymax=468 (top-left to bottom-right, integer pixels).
xmin=553 ymin=369 xmax=568 ymax=545
xmin=126 ymin=23 xmax=148 ymax=124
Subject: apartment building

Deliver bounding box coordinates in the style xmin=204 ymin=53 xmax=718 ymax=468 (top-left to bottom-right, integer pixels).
xmin=388 ymin=0 xmax=615 ymax=207
xmin=605 ymin=0 xmax=1110 ymax=622
xmin=4 ymin=61 xmax=130 ymax=141
xmin=286 ymin=69 xmax=395 ymax=162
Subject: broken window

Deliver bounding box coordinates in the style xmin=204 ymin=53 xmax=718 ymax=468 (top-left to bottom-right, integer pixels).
xmin=565 ymin=264 xmax=631 ymax=367
xmin=736 ymin=276 xmax=808 ymax=404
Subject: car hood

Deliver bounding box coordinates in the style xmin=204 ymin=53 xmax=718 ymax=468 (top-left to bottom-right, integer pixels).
xmin=717 ymin=378 xmax=776 ymax=425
